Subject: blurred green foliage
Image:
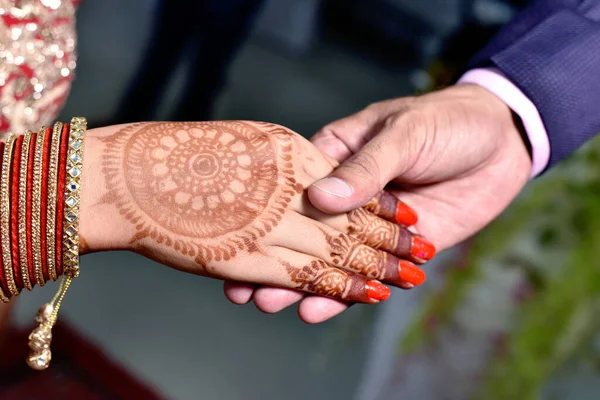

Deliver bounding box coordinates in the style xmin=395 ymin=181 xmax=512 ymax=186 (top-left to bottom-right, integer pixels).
xmin=399 ymin=138 xmax=600 ymax=399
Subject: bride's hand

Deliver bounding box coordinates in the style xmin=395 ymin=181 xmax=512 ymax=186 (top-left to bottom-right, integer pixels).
xmin=79 ymin=121 xmax=434 ymax=303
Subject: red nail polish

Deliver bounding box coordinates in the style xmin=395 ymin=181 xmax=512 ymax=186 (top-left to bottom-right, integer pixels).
xmin=398 ymin=260 xmax=426 ymax=286
xmin=411 ymin=236 xmax=436 ymax=261
xmin=395 ymin=202 xmax=418 ymax=225
xmin=366 ymin=281 xmax=391 ymax=301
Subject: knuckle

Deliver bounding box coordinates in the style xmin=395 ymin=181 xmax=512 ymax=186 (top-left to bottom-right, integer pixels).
xmin=381 ymin=108 xmax=431 ymax=171
xmin=361 ymin=102 xmax=390 ymax=125
xmin=342 ymin=151 xmax=381 ymax=186
xmin=364 ymin=101 xmax=384 ymax=113
xmin=352 ymin=246 xmax=385 ymax=279
xmin=382 ymin=107 xmax=426 ymax=133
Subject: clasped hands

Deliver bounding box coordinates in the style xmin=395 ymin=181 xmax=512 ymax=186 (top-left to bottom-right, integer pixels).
xmin=220 ymin=84 xmax=532 ymax=323
xmin=80 ymin=84 xmax=532 ymax=324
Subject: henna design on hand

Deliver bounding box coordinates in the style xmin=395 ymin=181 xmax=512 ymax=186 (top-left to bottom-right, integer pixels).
xmin=285 ymin=259 xmax=386 ymax=302
xmin=98 ymin=122 xmax=302 ymax=267
xmin=78 ymin=234 xmax=90 ymax=254
xmin=322 ymin=229 xmax=385 ymax=279
xmin=363 ymin=193 xmax=386 ymax=216
xmin=321 ymin=228 xmax=416 ymax=286
xmin=364 ymin=191 xmax=418 ymax=226
xmin=348 ymin=208 xmax=434 ymax=263
xmin=285 ymin=259 xmax=352 ymax=299
xmin=347 ymin=208 xmax=406 ymax=252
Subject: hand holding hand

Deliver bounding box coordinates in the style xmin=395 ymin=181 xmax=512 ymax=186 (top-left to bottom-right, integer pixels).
xmin=309 ymin=83 xmax=531 ymax=251
xmin=79 ymin=121 xmax=432 ymax=305
xmin=228 ymin=84 xmax=532 ymax=322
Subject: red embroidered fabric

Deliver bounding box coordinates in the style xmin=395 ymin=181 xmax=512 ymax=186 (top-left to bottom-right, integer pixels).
xmin=0 ymin=0 xmax=78 ymax=135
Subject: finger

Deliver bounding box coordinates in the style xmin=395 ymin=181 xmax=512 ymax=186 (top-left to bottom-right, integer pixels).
xmin=348 ymin=208 xmax=436 ymax=263
xmin=311 ymin=104 xmax=385 ymax=159
xmin=308 ymin=118 xmax=422 ymax=214
xmin=299 ymin=204 xmax=436 ymax=264
xmin=298 ymin=296 xmax=350 ymax=324
xmin=223 ymin=281 xmax=255 ymax=305
xmin=310 ymin=129 xmax=354 ymax=162
xmin=364 ymin=191 xmax=418 ymax=226
xmin=253 ymin=287 xmax=305 ymax=314
xmin=216 ymin=247 xmax=390 ymax=304
xmin=277 ymin=212 xmax=425 ymax=288
xmin=271 ymin=247 xmax=391 ymax=304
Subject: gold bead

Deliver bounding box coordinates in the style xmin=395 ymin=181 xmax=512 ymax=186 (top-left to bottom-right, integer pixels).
xmin=34 ymin=303 xmax=54 ymax=324
xmin=28 ymin=325 xmax=52 ymax=352
xmin=26 ymin=349 xmax=51 ymax=371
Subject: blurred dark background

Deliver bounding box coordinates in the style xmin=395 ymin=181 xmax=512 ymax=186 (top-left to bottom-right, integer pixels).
xmin=13 ymin=0 xmax=581 ymax=399
xmin=61 ymin=0 xmax=523 ymax=133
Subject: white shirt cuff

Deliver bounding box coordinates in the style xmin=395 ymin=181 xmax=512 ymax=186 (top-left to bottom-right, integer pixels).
xmin=457 ymin=67 xmax=550 ymax=178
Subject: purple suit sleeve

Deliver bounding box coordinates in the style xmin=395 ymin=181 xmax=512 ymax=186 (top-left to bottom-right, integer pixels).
xmin=468 ymin=0 xmax=600 ymax=171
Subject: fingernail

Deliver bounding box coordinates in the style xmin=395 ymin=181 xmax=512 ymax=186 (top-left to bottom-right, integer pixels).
xmin=366 ymin=280 xmax=391 ymax=301
xmin=411 ymin=236 xmax=436 ymax=261
xmin=395 ymin=202 xmax=418 ymax=225
xmin=398 ymin=260 xmax=426 ymax=286
xmin=311 ymin=177 xmax=353 ymax=199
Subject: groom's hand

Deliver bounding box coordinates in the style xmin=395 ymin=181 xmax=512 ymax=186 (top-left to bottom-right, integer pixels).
xmin=224 ymin=84 xmax=532 ymax=322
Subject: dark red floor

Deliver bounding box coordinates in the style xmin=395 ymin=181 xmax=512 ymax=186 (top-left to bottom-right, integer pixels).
xmin=0 ymin=321 xmax=165 ymax=399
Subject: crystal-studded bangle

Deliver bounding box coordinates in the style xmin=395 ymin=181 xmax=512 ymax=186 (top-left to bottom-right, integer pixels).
xmin=0 ymin=281 xmax=8 ymax=303
xmin=1 ymin=135 xmax=19 ymax=297
xmin=63 ymin=117 xmax=85 ymax=278
xmin=18 ymin=131 xmax=34 ymax=291
xmin=31 ymin=127 xmax=47 ymax=287
xmin=0 ymin=148 xmax=8 ymax=301
xmin=0 ymin=140 xmax=10 ymax=303
xmin=27 ymin=117 xmax=87 ymax=371
xmin=46 ymin=122 xmax=63 ymax=282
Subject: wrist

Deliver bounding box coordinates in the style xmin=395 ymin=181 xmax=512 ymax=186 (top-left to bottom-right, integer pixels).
xmin=79 ymin=125 xmax=132 ymax=254
xmin=458 ymin=68 xmax=549 ymax=178
xmin=466 ymin=83 xmax=532 ymax=186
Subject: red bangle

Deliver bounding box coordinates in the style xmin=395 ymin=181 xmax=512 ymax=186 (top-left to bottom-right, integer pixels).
xmin=55 ymin=123 xmax=70 ymax=276
xmin=39 ymin=127 xmax=52 ymax=282
xmin=26 ymin=132 xmax=37 ymax=286
xmin=10 ymin=135 xmax=23 ymax=290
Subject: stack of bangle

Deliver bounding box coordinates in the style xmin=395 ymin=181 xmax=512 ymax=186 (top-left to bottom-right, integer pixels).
xmin=0 ymin=117 xmax=87 ymax=370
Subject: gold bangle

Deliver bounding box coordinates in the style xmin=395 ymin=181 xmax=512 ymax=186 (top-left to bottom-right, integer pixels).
xmin=27 ymin=117 xmax=87 ymax=371
xmin=0 ymin=134 xmax=10 ymax=300
xmin=46 ymin=123 xmax=62 ymax=282
xmin=18 ymin=131 xmax=33 ymax=291
xmin=0 ymin=285 xmax=8 ymax=303
xmin=31 ymin=127 xmax=46 ymax=287
xmin=1 ymin=134 xmax=18 ymax=297
xmin=62 ymin=117 xmax=86 ymax=278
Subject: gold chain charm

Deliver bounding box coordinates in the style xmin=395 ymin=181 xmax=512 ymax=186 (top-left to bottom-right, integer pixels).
xmin=26 ymin=277 xmax=72 ymax=370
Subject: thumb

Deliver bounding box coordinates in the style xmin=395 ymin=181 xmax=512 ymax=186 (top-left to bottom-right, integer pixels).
xmin=310 ymin=108 xmax=380 ymax=162
xmin=308 ymin=128 xmax=414 ymax=214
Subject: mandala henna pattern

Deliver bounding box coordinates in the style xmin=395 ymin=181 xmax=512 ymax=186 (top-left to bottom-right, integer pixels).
xmin=99 ymin=121 xmax=302 ymax=266
xmin=285 ymin=260 xmax=352 ymax=299
xmin=323 ymin=230 xmax=384 ymax=279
